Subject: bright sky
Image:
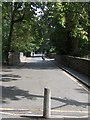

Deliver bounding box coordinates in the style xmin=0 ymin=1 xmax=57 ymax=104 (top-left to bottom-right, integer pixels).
xmin=35 ymin=8 xmax=44 ymax=17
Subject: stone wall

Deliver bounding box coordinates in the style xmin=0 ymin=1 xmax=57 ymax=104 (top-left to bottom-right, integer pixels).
xmin=47 ymin=53 xmax=56 ymax=58
xmin=8 ymin=52 xmax=20 ymax=65
xmin=55 ymin=55 xmax=89 ymax=76
xmin=13 ymin=52 xmax=20 ymax=65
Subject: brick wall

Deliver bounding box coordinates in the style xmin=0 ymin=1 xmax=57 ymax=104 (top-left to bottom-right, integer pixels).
xmin=55 ymin=55 xmax=90 ymax=76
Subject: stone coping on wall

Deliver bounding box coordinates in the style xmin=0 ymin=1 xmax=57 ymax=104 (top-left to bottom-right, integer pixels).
xmin=55 ymin=55 xmax=89 ymax=76
xmin=57 ymin=55 xmax=90 ymax=61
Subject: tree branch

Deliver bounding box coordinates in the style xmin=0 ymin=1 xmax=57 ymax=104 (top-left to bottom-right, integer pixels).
xmin=13 ymin=13 xmax=25 ymax=23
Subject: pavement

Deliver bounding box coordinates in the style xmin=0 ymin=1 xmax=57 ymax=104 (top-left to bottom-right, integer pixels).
xmin=1 ymin=117 xmax=89 ymax=120
xmin=20 ymin=55 xmax=89 ymax=89
xmin=53 ymin=60 xmax=89 ymax=89
xmin=1 ymin=56 xmax=90 ymax=119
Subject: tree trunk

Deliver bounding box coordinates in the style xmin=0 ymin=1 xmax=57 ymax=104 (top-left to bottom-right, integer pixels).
xmin=73 ymin=38 xmax=79 ymax=55
xmin=6 ymin=11 xmax=14 ymax=65
xmin=65 ymin=10 xmax=72 ymax=55
xmin=66 ymin=30 xmax=72 ymax=54
xmin=5 ymin=2 xmax=25 ymax=65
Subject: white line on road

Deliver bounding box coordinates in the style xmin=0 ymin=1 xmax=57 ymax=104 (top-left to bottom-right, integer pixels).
xmin=0 ymin=108 xmax=88 ymax=113
xmin=51 ymin=115 xmax=88 ymax=118
xmin=62 ymin=71 xmax=89 ymax=93
xmin=0 ymin=108 xmax=30 ymax=111
xmin=0 ymin=111 xmax=24 ymax=116
xmin=0 ymin=111 xmax=88 ymax=118
xmin=51 ymin=109 xmax=88 ymax=113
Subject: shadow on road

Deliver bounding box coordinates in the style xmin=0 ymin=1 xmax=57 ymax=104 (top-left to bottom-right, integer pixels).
xmin=75 ymin=88 xmax=89 ymax=94
xmin=1 ymin=74 xmax=21 ymax=82
xmin=2 ymin=117 xmax=89 ymax=120
xmin=1 ymin=86 xmax=38 ymax=103
xmin=1 ymin=86 xmax=89 ymax=108
xmin=2 ymin=59 xmax=58 ymax=70
xmin=21 ymin=115 xmax=89 ymax=120
xmin=51 ymin=97 xmax=89 ymax=109
xmin=19 ymin=60 xmax=58 ymax=70
xmin=2 ymin=69 xmax=12 ymax=72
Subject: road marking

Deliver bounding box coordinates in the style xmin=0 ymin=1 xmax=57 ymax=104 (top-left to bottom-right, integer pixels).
xmin=0 ymin=111 xmax=21 ymax=116
xmin=41 ymin=109 xmax=88 ymax=113
xmin=0 ymin=111 xmax=32 ymax=116
xmin=0 ymin=108 xmax=88 ymax=113
xmin=0 ymin=108 xmax=29 ymax=111
xmin=51 ymin=115 xmax=88 ymax=118
xmin=0 ymin=111 xmax=88 ymax=118
xmin=62 ymin=71 xmax=89 ymax=93
xmin=0 ymin=108 xmax=88 ymax=118
xmin=51 ymin=109 xmax=88 ymax=113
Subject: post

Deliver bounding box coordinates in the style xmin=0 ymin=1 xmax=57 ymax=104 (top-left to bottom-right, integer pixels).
xmin=43 ymin=88 xmax=51 ymax=118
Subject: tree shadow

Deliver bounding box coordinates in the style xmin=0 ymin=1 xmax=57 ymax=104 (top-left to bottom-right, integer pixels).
xmin=1 ymin=86 xmax=39 ymax=103
xmin=2 ymin=116 xmax=89 ymax=120
xmin=21 ymin=115 xmax=88 ymax=120
xmin=1 ymin=74 xmax=21 ymax=82
xmin=51 ymin=97 xmax=90 ymax=110
xmin=1 ymin=85 xmax=90 ymax=109
xmin=20 ymin=115 xmax=44 ymax=119
xmin=2 ymin=69 xmax=12 ymax=72
xmin=19 ymin=60 xmax=58 ymax=70
xmin=75 ymin=88 xmax=89 ymax=94
xmin=2 ymin=58 xmax=58 ymax=70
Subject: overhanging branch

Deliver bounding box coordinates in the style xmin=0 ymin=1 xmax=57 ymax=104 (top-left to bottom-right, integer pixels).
xmin=14 ymin=13 xmax=25 ymax=23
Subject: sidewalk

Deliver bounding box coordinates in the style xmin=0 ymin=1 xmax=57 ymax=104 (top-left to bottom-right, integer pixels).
xmin=1 ymin=116 xmax=89 ymax=120
xmin=1 ymin=57 xmax=89 ymax=119
xmin=53 ymin=60 xmax=90 ymax=89
xmin=2 ymin=117 xmax=89 ymax=120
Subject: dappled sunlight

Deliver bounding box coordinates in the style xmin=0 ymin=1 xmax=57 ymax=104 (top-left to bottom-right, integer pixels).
xmin=1 ymin=85 xmax=89 ymax=108
xmin=19 ymin=56 xmax=57 ymax=70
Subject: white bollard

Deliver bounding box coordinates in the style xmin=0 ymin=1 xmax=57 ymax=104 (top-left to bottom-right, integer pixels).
xmin=43 ymin=88 xmax=51 ymax=118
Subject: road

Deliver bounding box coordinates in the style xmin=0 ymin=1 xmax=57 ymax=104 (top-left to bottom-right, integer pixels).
xmin=0 ymin=56 xmax=90 ymax=118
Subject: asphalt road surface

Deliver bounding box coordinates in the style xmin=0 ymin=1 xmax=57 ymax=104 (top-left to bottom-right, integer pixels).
xmin=0 ymin=56 xmax=90 ymax=118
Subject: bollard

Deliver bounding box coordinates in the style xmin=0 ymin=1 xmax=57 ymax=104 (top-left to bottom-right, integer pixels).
xmin=43 ymin=88 xmax=51 ymax=118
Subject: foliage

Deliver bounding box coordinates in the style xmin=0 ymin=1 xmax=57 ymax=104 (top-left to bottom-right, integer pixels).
xmin=2 ymin=2 xmax=90 ymax=62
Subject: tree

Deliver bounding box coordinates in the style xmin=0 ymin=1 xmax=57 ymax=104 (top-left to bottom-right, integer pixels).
xmin=2 ymin=2 xmax=36 ymax=63
xmin=43 ymin=2 xmax=89 ymax=56
xmin=2 ymin=2 xmax=90 ymax=64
